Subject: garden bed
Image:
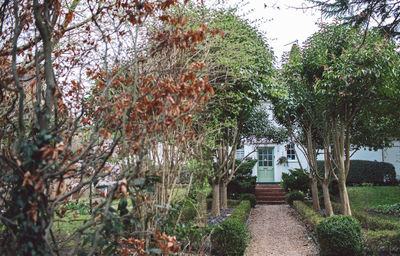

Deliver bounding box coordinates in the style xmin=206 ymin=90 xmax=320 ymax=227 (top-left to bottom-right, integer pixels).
xmin=292 ymin=186 xmax=400 ymax=255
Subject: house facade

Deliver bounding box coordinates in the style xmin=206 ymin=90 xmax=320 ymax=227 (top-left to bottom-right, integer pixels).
xmin=238 ymin=142 xmax=400 ymax=183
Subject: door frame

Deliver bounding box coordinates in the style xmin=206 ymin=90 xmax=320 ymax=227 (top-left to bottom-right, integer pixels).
xmin=257 ymin=147 xmax=275 ymax=183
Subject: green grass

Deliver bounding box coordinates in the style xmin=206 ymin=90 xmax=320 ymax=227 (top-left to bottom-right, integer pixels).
xmin=347 ymin=186 xmax=400 ymax=228
xmin=348 ymin=186 xmax=400 ymax=210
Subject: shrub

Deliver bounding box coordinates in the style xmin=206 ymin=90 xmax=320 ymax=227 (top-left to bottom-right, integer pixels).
xmin=352 ymin=208 xmax=400 ymax=231
xmin=293 ymin=201 xmax=324 ymax=230
xmin=228 ymin=159 xmax=257 ymax=198
xmin=317 ymin=160 xmax=397 ymax=186
xmin=229 ymin=200 xmax=251 ymax=224
xmin=286 ymin=190 xmax=304 ymax=206
xmin=368 ymin=203 xmax=400 ymax=217
xmin=317 ymin=215 xmax=364 ymax=256
xmin=239 ymin=193 xmax=257 ymax=208
xmin=211 ymin=219 xmax=248 ymax=256
xmin=211 ymin=200 xmax=251 ymax=255
xmin=281 ymin=168 xmax=310 ymax=193
xmin=364 ymin=229 xmax=400 ymax=255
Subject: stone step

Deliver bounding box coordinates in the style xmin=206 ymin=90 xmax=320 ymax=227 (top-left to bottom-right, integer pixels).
xmin=255 ymin=184 xmax=286 ymax=205
xmin=256 ymin=184 xmax=281 ymax=188
xmin=255 ymin=191 xmax=286 ymax=197
xmin=257 ymin=200 xmax=286 ymax=205
xmin=255 ymin=187 xmax=285 ymax=192
xmin=255 ymin=196 xmax=286 ymax=201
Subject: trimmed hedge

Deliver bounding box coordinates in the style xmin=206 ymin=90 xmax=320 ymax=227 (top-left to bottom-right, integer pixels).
xmin=239 ymin=193 xmax=257 ymax=208
xmin=316 ymin=215 xmax=364 ymax=256
xmin=364 ymin=230 xmax=400 ymax=255
xmin=211 ymin=219 xmax=248 ymax=256
xmin=292 ymin=200 xmax=324 ymax=231
xmin=353 ymin=209 xmax=400 ymax=231
xmin=229 ymin=200 xmax=251 ymax=225
xmin=286 ymin=190 xmax=304 ymax=206
xmin=211 ymin=200 xmax=251 ymax=256
xmin=317 ymin=160 xmax=397 ymax=186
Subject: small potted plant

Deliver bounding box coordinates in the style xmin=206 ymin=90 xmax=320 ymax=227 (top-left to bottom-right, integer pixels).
xmin=277 ymin=156 xmax=288 ymax=166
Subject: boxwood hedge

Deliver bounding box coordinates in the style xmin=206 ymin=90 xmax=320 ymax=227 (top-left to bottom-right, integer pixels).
xmin=317 ymin=160 xmax=397 ymax=186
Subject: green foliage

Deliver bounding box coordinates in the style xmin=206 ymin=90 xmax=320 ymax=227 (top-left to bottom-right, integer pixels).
xmin=292 ymin=201 xmax=324 ymax=230
xmin=169 ymin=222 xmax=213 ymax=253
xmin=286 ymin=190 xmax=305 ymax=206
xmin=228 ymin=159 xmax=257 ymax=198
xmin=317 ymin=160 xmax=397 ymax=186
xmin=206 ymin=198 xmax=240 ymax=210
xmin=316 ymin=215 xmax=364 ymax=256
xmin=64 ymin=201 xmax=91 ymax=215
xmin=239 ymin=193 xmax=257 ymax=208
xmin=281 ymin=168 xmax=310 ymax=193
xmin=229 ymin=200 xmax=251 ymax=225
xmin=309 ymin=0 xmax=400 ymax=40
xmin=347 ymin=161 xmax=397 ymax=186
xmin=368 ymin=203 xmax=400 ymax=217
xmin=364 ymin=229 xmax=400 ymax=255
xmin=211 ymin=200 xmax=251 ymax=255
xmin=348 ymin=186 xmax=400 ymax=210
xmin=352 ymin=209 xmax=400 ymax=231
xmin=211 ymin=219 xmax=248 ymax=256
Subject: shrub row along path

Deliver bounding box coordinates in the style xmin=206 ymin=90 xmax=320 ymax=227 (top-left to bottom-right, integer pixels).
xmin=245 ymin=204 xmax=318 ymax=256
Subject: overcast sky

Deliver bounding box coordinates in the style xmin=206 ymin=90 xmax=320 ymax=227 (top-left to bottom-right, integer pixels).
xmin=226 ymin=0 xmax=327 ymax=63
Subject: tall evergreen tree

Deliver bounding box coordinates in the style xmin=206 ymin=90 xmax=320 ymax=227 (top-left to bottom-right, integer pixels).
xmin=309 ymin=0 xmax=400 ymax=39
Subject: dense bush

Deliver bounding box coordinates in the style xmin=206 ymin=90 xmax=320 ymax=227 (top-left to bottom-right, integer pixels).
xmin=286 ymin=190 xmax=304 ymax=206
xmin=239 ymin=193 xmax=257 ymax=208
xmin=211 ymin=219 xmax=248 ymax=256
xmin=281 ymin=168 xmax=310 ymax=194
xmin=317 ymin=215 xmax=364 ymax=256
xmin=211 ymin=200 xmax=251 ymax=256
xmin=317 ymin=160 xmax=397 ymax=186
xmin=228 ymin=159 xmax=257 ymax=198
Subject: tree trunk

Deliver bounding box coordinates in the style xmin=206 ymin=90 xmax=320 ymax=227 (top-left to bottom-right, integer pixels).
xmin=211 ymin=181 xmax=220 ymax=216
xmin=311 ymin=177 xmax=321 ymax=211
xmin=321 ymin=181 xmax=334 ymax=217
xmin=338 ymin=176 xmax=352 ymax=215
xmin=196 ymin=191 xmax=207 ymax=227
xmin=220 ymin=180 xmax=228 ymax=210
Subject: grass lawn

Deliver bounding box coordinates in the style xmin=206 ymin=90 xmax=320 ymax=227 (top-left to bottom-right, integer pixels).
xmin=348 ymin=186 xmax=400 ymax=227
xmin=348 ymin=186 xmax=400 ymax=210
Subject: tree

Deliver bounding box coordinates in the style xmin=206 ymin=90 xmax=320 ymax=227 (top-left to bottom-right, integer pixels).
xmin=302 ymin=24 xmax=400 ymax=215
xmin=308 ymin=0 xmax=400 ymax=40
xmin=0 ymin=1 xmax=215 ymax=254
xmin=187 ymin=6 xmax=275 ymax=216
xmin=271 ymin=43 xmax=326 ymax=213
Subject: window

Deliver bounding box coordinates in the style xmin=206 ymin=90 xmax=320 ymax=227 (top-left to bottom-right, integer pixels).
xmin=287 ymin=144 xmax=296 ymax=161
xmin=258 ymin=148 xmax=273 ymax=167
xmin=236 ymin=148 xmax=245 ymax=159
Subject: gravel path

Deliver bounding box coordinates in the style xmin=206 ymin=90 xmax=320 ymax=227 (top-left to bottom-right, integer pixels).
xmin=245 ymin=204 xmax=318 ymax=256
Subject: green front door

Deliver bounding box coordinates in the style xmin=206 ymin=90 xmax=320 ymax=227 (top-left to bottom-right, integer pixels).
xmin=257 ymin=147 xmax=274 ymax=182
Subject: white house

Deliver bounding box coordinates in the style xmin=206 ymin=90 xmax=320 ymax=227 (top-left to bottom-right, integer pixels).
xmin=238 ymin=142 xmax=400 ymax=183
xmin=236 ymin=103 xmax=400 ymax=183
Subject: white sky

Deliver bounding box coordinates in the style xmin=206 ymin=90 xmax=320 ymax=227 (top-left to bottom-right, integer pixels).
xmin=226 ymin=0 xmax=327 ymax=63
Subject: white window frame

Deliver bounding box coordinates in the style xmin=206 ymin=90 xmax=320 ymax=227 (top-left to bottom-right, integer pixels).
xmin=286 ymin=144 xmax=296 ymax=161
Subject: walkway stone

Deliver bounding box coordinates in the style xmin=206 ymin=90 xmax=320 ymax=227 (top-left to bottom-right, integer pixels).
xmin=245 ymin=204 xmax=318 ymax=256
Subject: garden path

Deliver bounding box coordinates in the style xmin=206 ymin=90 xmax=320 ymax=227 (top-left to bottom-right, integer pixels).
xmin=244 ymin=204 xmax=318 ymax=256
